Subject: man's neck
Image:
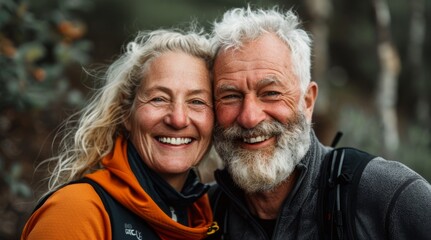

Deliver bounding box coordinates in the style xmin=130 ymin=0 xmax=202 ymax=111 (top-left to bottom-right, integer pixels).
xmin=245 ymin=170 xmax=299 ymax=220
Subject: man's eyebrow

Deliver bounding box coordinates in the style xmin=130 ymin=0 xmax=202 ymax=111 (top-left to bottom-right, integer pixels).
xmin=256 ymin=76 xmax=282 ymax=88
xmin=214 ymin=76 xmax=282 ymax=95
xmin=215 ymin=84 xmax=238 ymax=94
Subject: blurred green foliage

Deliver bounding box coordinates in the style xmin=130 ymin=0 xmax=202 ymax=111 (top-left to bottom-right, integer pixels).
xmin=0 ymin=156 xmax=31 ymax=197
xmin=0 ymin=0 xmax=92 ymax=110
xmin=0 ymin=0 xmax=94 ymax=238
xmin=338 ymin=105 xmax=431 ymax=181
xmin=0 ymin=0 xmax=430 ymax=239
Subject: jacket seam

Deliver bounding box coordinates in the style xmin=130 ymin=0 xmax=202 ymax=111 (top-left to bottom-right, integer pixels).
xmin=384 ymin=177 xmax=421 ymax=239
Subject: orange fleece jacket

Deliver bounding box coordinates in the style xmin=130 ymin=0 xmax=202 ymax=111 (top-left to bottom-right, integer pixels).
xmin=21 ymin=136 xmax=215 ymax=240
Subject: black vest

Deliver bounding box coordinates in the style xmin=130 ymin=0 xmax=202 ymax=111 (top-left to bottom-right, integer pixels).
xmin=33 ymin=178 xmax=160 ymax=240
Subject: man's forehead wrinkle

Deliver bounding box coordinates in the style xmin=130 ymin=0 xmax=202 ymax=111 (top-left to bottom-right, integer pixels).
xmin=218 ymin=58 xmax=283 ymax=67
xmin=214 ymin=65 xmax=284 ymax=82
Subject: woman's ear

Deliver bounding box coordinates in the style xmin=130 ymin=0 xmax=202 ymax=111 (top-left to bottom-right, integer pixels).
xmin=124 ymin=117 xmax=132 ymax=132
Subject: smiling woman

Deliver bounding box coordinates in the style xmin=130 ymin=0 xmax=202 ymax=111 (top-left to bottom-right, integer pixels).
xmin=21 ymin=28 xmax=218 ymax=240
xmin=126 ymin=51 xmax=214 ymax=191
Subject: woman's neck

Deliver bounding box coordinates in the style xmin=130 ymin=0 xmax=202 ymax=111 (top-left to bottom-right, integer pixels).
xmin=159 ymin=170 xmax=190 ymax=192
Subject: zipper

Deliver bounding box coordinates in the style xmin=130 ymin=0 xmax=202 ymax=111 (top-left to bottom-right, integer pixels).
xmin=169 ymin=206 xmax=178 ymax=222
xmin=216 ymin=171 xmax=269 ymax=239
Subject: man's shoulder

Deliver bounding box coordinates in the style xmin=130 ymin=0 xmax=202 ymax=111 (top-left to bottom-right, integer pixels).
xmin=355 ymin=155 xmax=431 ymax=238
xmin=329 ymin=147 xmax=422 ymax=184
xmin=358 ymin=155 xmax=429 ymax=203
xmin=363 ymin=156 xmax=424 ymax=183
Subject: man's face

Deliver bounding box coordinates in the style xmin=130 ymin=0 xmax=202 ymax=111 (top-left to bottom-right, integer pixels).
xmin=213 ymin=33 xmax=317 ymax=192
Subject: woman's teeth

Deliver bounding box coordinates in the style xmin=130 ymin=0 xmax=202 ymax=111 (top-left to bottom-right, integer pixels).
xmin=158 ymin=137 xmax=192 ymax=145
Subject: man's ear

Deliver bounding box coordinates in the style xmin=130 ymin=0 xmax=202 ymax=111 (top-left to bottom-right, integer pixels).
xmin=303 ymin=82 xmax=318 ymax=122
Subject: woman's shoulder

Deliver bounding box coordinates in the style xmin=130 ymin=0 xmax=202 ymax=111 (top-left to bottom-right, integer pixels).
xmin=49 ymin=182 xmax=105 ymax=208
xmin=21 ymin=182 xmax=110 ymax=239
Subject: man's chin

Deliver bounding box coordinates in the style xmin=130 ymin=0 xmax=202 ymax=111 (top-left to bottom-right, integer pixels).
xmin=229 ymin=166 xmax=292 ymax=193
xmin=235 ymin=179 xmax=287 ymax=193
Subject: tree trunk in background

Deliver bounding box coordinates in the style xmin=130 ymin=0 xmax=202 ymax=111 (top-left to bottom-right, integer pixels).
xmin=304 ymin=0 xmax=333 ymax=143
xmin=372 ymin=0 xmax=401 ymax=156
xmin=408 ymin=0 xmax=428 ymax=127
xmin=305 ymin=0 xmax=332 ymax=111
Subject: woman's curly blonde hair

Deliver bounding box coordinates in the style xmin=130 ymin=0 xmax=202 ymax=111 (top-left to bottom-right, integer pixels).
xmin=40 ymin=27 xmax=213 ymax=196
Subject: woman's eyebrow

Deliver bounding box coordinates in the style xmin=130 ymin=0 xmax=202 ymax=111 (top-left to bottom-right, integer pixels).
xmin=187 ymin=89 xmax=212 ymax=96
xmin=143 ymin=86 xmax=211 ymax=96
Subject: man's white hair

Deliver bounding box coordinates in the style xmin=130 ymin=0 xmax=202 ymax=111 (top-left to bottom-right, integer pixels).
xmin=211 ymin=6 xmax=312 ymax=92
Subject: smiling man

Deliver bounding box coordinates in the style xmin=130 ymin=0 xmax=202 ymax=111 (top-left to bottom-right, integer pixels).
xmin=210 ymin=6 xmax=431 ymax=240
xmin=213 ymin=31 xmax=316 ymax=195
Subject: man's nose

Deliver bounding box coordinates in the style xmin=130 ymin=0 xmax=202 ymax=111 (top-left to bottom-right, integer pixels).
xmin=164 ymin=102 xmax=190 ymax=129
xmin=236 ymin=95 xmax=266 ymax=129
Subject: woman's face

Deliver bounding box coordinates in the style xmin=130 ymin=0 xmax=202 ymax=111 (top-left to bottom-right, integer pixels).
xmin=126 ymin=51 xmax=213 ymax=182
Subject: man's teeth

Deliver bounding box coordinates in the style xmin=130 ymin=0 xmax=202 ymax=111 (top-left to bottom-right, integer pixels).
xmin=158 ymin=137 xmax=192 ymax=145
xmin=243 ymin=135 xmax=271 ymax=144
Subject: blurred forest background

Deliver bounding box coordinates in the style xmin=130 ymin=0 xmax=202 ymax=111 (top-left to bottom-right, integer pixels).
xmin=0 ymin=0 xmax=430 ymax=238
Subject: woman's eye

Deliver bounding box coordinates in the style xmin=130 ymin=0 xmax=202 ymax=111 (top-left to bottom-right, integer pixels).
xmin=151 ymin=97 xmax=165 ymax=102
xmin=190 ymin=99 xmax=206 ymax=105
xmin=149 ymin=97 xmax=169 ymax=106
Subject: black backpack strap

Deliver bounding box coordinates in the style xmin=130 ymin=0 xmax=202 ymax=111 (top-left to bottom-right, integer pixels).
xmin=318 ymin=147 xmax=375 ymax=240
xmin=330 ymin=132 xmax=344 ymax=148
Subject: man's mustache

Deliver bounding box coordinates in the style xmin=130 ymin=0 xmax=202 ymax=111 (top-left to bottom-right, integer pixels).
xmin=214 ymin=116 xmax=303 ymax=141
xmin=214 ymin=121 xmax=283 ymax=140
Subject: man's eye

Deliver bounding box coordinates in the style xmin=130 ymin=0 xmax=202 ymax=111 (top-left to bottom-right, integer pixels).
xmin=221 ymin=94 xmax=242 ymax=100
xmin=218 ymin=94 xmax=243 ymax=105
xmin=263 ymin=91 xmax=281 ymax=97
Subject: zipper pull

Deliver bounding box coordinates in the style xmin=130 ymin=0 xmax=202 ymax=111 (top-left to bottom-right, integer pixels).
xmin=207 ymin=221 xmax=220 ymax=235
xmin=169 ymin=206 xmax=178 ymax=222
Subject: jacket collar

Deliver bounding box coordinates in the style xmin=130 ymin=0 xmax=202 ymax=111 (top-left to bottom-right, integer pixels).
xmin=86 ymin=136 xmax=215 ymax=240
xmin=127 ymin=140 xmax=209 ymax=224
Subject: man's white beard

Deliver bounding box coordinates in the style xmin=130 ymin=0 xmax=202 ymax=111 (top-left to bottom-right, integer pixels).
xmin=214 ymin=112 xmax=311 ymax=193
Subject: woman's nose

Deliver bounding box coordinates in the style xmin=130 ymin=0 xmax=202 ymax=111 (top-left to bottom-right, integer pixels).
xmin=164 ymin=102 xmax=190 ymax=129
